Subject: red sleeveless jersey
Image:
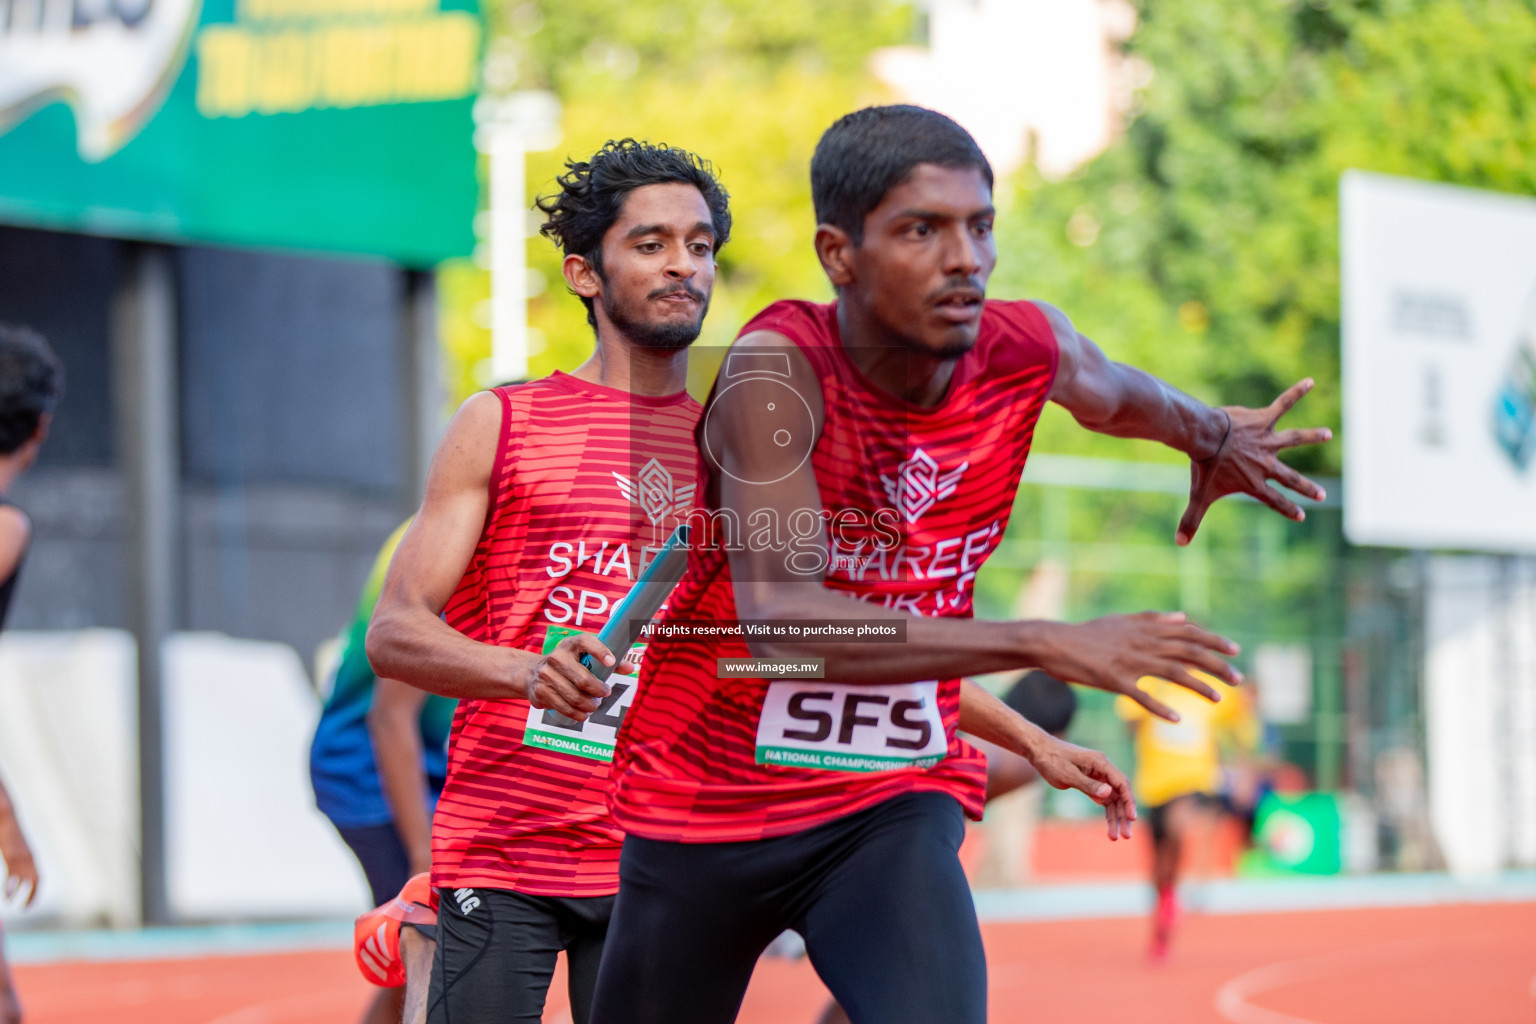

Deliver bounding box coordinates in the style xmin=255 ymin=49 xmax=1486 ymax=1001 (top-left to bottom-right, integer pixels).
xmin=430 ymin=371 xmax=700 ymax=895
xmin=610 ymin=299 xmax=1059 ymax=843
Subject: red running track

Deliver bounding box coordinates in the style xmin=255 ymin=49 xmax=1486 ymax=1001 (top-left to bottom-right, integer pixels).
xmin=12 ymin=901 xmax=1535 ymax=1024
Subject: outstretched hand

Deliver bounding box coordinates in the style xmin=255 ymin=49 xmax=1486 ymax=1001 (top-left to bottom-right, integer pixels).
xmin=1028 ymin=733 xmax=1138 ymax=840
xmin=1176 ymin=378 xmax=1333 ymax=546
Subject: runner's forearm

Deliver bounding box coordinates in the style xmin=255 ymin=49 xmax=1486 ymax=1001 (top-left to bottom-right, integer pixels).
xmin=1045 ymin=312 xmax=1228 ymax=460
xmin=1066 ymin=360 xmax=1228 ymax=460
xmin=366 ymin=605 xmax=534 ymax=701
xmin=734 ymin=579 xmax=1068 ymax=684
xmin=958 ymin=680 xmax=1046 ymax=760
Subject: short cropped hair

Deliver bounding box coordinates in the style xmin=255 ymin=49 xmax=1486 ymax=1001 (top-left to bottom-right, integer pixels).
xmin=811 ymin=105 xmax=993 ymax=244
xmin=536 ymin=139 xmax=732 ymax=327
xmin=0 ymin=325 xmax=63 ymax=455
xmin=1002 ymin=670 xmax=1078 ymax=737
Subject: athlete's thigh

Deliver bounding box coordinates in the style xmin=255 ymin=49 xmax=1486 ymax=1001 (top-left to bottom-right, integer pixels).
xmin=588 ymin=836 xmax=780 ymax=1024
xmin=427 ymin=887 xmax=562 ymax=1024
xmin=556 ymin=896 xmax=614 ymax=1024
xmin=799 ymin=793 xmax=986 ymax=1024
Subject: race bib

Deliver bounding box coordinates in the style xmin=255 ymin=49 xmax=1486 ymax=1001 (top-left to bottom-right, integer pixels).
xmin=755 ymin=680 xmax=948 ymax=772
xmin=521 ymin=625 xmax=644 ymax=762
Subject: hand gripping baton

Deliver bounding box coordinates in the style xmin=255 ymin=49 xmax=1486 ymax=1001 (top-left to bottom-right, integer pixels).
xmin=579 ymin=524 xmax=692 ymax=683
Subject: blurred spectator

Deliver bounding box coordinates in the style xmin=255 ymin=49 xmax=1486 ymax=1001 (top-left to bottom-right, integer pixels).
xmin=0 ymin=324 xmax=64 ymax=1024
xmin=309 ymin=520 xmax=455 ymax=1024
xmin=1117 ymin=671 xmax=1258 ymax=961
xmin=0 ymin=777 xmax=35 ymax=1024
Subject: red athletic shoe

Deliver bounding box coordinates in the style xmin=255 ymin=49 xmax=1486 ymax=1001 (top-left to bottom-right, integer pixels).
xmin=353 ymin=873 xmax=437 ymax=987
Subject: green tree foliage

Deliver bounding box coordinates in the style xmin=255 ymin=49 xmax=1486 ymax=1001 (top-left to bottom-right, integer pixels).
xmin=994 ymin=0 xmax=1536 ymax=474
xmin=983 ymin=0 xmax=1536 ymax=787
xmin=440 ymin=0 xmax=913 ymax=399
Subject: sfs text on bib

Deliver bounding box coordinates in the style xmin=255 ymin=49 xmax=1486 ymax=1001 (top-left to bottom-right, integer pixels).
xmin=755 ymin=680 xmax=947 ymax=772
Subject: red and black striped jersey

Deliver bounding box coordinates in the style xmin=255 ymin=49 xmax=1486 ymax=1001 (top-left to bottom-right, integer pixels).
xmin=610 ymin=299 xmax=1058 ymax=843
xmin=430 ymin=371 xmax=700 ymax=896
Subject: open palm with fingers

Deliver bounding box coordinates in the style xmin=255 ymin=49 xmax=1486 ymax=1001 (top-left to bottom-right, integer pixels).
xmin=1176 ymin=377 xmax=1333 ymax=546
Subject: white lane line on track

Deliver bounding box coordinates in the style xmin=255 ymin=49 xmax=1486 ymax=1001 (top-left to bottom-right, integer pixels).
xmin=1213 ymin=933 xmax=1491 ymax=1024
xmin=1214 ymin=961 xmax=1327 ymax=1024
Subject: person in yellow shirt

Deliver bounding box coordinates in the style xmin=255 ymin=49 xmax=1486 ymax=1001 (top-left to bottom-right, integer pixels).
xmin=1117 ymin=670 xmax=1259 ymax=960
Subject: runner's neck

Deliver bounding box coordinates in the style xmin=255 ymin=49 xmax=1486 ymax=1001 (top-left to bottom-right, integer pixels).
xmin=834 ymin=298 xmax=960 ymax=409
xmin=570 ymin=332 xmax=690 ymax=397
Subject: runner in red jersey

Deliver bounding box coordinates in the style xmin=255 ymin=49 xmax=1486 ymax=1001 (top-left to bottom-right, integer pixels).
xmin=366 ymin=139 xmax=731 ymax=1024
xmin=592 ymin=106 xmax=1331 ymax=1024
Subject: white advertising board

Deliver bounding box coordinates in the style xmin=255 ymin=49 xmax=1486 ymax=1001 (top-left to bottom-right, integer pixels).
xmin=1342 ymin=171 xmax=1536 ymax=551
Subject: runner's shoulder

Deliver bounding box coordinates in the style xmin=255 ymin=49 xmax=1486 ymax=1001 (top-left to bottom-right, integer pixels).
xmin=978 ymin=299 xmax=1066 ymax=379
xmin=0 ymin=504 xmax=31 ymax=544
xmin=716 ymin=327 xmax=825 ymax=426
xmin=433 ymin=390 xmax=506 ymax=483
xmin=450 ymin=389 xmax=504 ymax=436
xmin=738 ymin=297 xmax=834 ymax=341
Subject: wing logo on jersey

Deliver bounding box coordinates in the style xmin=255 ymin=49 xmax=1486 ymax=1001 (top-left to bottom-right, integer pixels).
xmin=879 ymin=448 xmax=969 ymax=524
xmin=614 ymin=458 xmax=695 ymax=524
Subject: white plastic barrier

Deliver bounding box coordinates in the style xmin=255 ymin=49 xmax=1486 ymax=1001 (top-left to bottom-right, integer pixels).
xmin=0 ymin=629 xmax=372 ymax=927
xmin=164 ymin=632 xmax=370 ymax=920
xmin=1425 ymin=557 xmax=1536 ymax=875
xmin=0 ymin=630 xmax=139 ymax=928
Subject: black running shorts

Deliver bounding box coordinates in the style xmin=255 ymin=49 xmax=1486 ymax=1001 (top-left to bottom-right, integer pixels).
xmin=427 ymin=886 xmax=614 ymax=1024
xmin=589 ymin=791 xmax=986 ymax=1024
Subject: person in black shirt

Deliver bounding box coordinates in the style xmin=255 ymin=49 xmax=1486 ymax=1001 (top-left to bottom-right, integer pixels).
xmin=0 ymin=324 xmax=63 ymax=1024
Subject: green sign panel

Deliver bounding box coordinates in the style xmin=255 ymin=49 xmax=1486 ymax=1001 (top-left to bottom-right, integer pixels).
xmin=1250 ymin=792 xmax=1343 ymax=876
xmin=0 ymin=0 xmax=481 ymax=265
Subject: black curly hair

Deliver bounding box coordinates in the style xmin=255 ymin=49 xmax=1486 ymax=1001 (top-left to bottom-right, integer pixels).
xmin=536 ymin=139 xmax=732 ymax=328
xmin=0 ymin=325 xmax=62 ymax=455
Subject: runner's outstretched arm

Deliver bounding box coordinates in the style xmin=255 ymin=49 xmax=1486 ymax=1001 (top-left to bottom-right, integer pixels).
xmin=366 ymin=393 xmax=618 ymax=721
xmin=959 ymin=681 xmax=1135 ymax=839
xmin=1037 ymin=301 xmax=1332 ymax=546
xmin=707 ymin=332 xmax=1237 ymax=721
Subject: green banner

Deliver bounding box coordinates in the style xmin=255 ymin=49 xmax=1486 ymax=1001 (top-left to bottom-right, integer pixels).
xmin=0 ymin=0 xmax=480 ymax=265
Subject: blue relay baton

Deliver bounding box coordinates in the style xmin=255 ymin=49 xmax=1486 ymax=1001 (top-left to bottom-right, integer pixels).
xmin=579 ymin=524 xmax=692 ymax=684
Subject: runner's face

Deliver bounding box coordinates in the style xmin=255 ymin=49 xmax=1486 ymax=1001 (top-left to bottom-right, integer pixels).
xmin=848 ymin=164 xmax=996 ymax=357
xmin=594 ymin=183 xmax=718 ymax=350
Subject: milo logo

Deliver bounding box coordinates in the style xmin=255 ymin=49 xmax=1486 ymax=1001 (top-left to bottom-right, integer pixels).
xmin=0 ymin=0 xmax=202 ymax=160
